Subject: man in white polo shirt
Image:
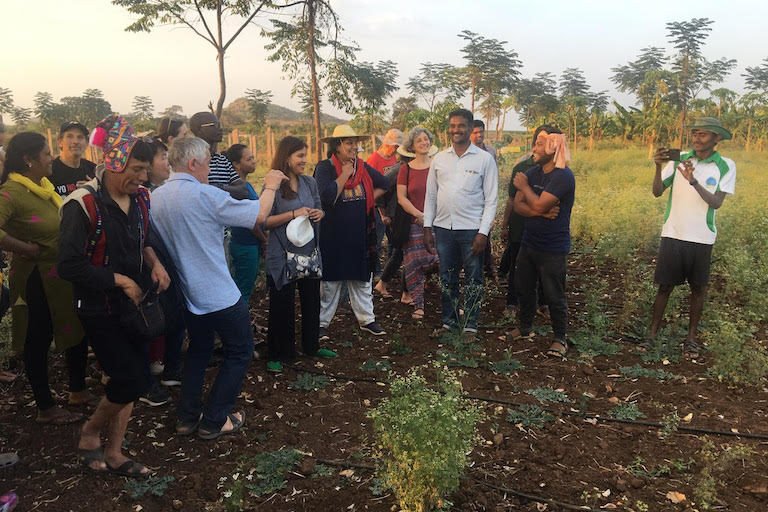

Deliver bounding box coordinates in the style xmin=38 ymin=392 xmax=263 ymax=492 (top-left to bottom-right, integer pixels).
xmin=650 ymin=117 xmax=736 ymax=354
xmin=423 ymin=108 xmax=498 ymax=335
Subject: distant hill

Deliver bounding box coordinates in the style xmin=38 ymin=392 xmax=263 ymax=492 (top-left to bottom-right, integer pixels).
xmin=221 ymin=98 xmax=347 ymax=128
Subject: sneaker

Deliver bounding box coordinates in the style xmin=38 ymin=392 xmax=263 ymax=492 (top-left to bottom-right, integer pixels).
xmin=463 ymin=327 xmax=478 ymax=334
xmin=139 ymin=381 xmax=171 ymax=407
xmin=266 ymin=361 xmax=283 ymax=373
xmin=361 ymin=322 xmax=386 ymax=336
xmin=319 ymin=327 xmax=330 ymax=341
xmin=149 ymin=360 xmax=164 ymax=376
xmin=160 ymin=369 xmax=182 ymax=387
xmin=315 ymin=348 xmax=337 ymax=358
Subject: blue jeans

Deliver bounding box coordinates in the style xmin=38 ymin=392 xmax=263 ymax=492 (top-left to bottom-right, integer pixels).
xmin=179 ymin=298 xmax=254 ymax=431
xmin=434 ymin=227 xmax=484 ymax=331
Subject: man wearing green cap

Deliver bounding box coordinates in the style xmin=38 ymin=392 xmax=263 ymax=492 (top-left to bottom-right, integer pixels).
xmin=650 ymin=117 xmax=736 ymax=354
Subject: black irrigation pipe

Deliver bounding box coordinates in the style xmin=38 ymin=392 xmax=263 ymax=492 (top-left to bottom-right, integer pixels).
xmin=285 ymin=363 xmax=768 ymax=441
xmin=313 ymin=458 xmax=599 ymax=511
xmin=470 ymin=477 xmax=599 ymax=512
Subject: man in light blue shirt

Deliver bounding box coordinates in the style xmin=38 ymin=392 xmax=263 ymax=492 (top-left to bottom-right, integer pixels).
xmin=151 ymin=136 xmax=286 ymax=439
xmin=423 ymin=108 xmax=498 ymax=334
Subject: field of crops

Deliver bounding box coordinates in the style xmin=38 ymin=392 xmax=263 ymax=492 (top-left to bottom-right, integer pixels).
xmin=1 ymin=147 xmax=766 ymax=511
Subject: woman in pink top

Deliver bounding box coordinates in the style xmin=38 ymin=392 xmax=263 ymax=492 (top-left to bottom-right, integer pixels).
xmin=396 ymin=127 xmax=439 ymax=320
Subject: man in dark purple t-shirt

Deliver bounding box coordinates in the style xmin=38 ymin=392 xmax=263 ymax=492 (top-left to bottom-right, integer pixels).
xmin=512 ymin=126 xmax=575 ymax=358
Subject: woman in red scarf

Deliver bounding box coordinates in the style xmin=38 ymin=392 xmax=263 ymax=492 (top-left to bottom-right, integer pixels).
xmin=314 ymin=125 xmax=390 ymax=340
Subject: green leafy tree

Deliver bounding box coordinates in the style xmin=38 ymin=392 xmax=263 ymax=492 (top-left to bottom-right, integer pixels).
xmin=347 ymin=60 xmax=398 ymax=135
xmin=113 ymin=0 xmax=280 ymax=118
xmin=58 ymin=90 xmax=112 ymax=128
xmin=391 ymin=96 xmax=419 ymax=131
xmin=406 ymin=62 xmax=463 ymax=112
xmin=0 ymin=87 xmax=14 ymax=125
xmin=263 ymin=0 xmax=358 ymax=157
xmin=743 ymin=58 xmax=768 ymax=94
xmin=510 ymin=73 xmax=559 ymax=130
xmin=244 ymin=88 xmax=273 ymax=129
xmin=131 ymin=95 xmax=155 ymax=121
xmin=33 ymin=92 xmax=56 ymax=128
xmin=159 ymin=105 xmax=185 ymax=118
xmin=457 ymin=30 xmax=521 ymax=116
xmin=611 ymin=47 xmax=668 ymax=108
xmin=11 ymin=107 xmax=32 ymax=128
xmin=666 ymin=18 xmax=736 ymax=142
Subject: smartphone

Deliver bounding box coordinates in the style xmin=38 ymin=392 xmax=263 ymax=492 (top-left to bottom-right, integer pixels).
xmin=667 ymin=148 xmax=681 ymax=161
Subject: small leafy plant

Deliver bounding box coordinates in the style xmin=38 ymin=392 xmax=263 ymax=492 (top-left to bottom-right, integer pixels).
xmin=506 ymin=404 xmax=554 ymax=428
xmin=361 ymin=359 xmax=393 ymax=372
xmin=369 ymin=365 xmax=483 ymax=512
xmin=693 ymin=439 xmax=755 ymax=510
xmin=609 ymin=402 xmax=645 ymax=421
xmin=488 ymin=351 xmax=524 ymax=374
xmin=620 ymin=364 xmax=678 ymax=381
xmin=290 ymin=372 xmax=329 ymax=391
xmin=124 ymin=475 xmax=175 ymax=499
xmin=526 ymin=386 xmax=572 ymax=404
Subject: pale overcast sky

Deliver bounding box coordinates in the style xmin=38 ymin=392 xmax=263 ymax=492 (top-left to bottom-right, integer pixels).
xmin=2 ymin=0 xmax=766 ymax=129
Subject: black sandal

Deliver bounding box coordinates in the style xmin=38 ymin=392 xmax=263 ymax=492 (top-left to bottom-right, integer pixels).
xmin=106 ymin=459 xmax=150 ymax=478
xmin=198 ymin=412 xmax=245 ymax=440
xmin=78 ymin=447 xmax=106 ymax=473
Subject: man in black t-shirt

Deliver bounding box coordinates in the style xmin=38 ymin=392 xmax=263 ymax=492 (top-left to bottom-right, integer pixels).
xmin=51 ymin=121 xmax=96 ymax=197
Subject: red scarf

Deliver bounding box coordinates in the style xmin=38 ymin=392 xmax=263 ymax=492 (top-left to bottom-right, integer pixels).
xmin=331 ymin=154 xmax=375 ymax=213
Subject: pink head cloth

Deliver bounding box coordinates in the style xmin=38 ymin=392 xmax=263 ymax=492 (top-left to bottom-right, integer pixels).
xmin=538 ymin=132 xmax=570 ymax=169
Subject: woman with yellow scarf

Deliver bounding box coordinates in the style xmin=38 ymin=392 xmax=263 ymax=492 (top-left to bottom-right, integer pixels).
xmin=0 ymin=132 xmax=87 ymax=424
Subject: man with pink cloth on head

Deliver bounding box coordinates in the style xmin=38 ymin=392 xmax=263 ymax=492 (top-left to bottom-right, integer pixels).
xmin=511 ymin=126 xmax=575 ymax=359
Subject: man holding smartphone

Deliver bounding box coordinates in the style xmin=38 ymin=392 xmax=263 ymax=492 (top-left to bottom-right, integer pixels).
xmin=650 ymin=117 xmax=736 ymax=355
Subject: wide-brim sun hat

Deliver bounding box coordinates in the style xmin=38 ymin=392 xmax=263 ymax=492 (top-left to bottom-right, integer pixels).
xmin=320 ymin=124 xmax=369 ymax=143
xmin=689 ymin=117 xmax=732 ymax=140
xmin=396 ymin=144 xmax=439 ymax=158
xmin=286 ymin=215 xmax=314 ymax=247
xmin=375 ymin=128 xmax=404 ymax=147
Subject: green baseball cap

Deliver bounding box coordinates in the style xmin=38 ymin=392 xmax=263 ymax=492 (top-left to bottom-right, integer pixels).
xmin=689 ymin=117 xmax=732 ymax=140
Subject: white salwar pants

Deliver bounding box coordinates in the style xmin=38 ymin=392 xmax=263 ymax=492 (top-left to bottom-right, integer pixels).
xmin=320 ymin=279 xmax=376 ymax=328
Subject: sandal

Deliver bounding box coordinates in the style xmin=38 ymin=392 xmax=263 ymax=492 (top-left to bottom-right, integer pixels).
xmin=106 ymin=459 xmax=151 ymax=478
xmin=78 ymin=447 xmax=106 ymax=473
xmin=546 ymin=340 xmax=568 ymax=359
xmin=411 ymin=309 xmax=424 ymax=320
xmin=35 ymin=407 xmax=84 ymax=425
xmin=374 ymin=281 xmax=392 ymax=299
xmin=198 ymin=411 xmax=245 ymax=440
xmin=509 ymin=328 xmax=535 ymax=341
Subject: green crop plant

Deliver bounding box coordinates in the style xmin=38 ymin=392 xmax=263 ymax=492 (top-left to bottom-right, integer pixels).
xmin=369 ymin=366 xmax=483 ymax=512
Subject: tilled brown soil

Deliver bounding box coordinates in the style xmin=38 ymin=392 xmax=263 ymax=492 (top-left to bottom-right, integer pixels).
xmin=2 ymin=251 xmax=767 ymax=511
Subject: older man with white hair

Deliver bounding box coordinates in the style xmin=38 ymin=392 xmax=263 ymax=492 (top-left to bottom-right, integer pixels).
xmin=150 ymin=136 xmax=286 ymax=440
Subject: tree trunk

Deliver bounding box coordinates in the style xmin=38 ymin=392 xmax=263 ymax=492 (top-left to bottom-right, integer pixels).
xmin=306 ymin=1 xmax=322 ymax=162
xmin=214 ymin=4 xmax=226 ymax=118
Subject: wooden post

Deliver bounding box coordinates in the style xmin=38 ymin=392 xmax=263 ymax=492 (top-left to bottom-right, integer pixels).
xmin=249 ymin=135 xmax=257 ymax=166
xmin=46 ymin=129 xmax=54 ymax=157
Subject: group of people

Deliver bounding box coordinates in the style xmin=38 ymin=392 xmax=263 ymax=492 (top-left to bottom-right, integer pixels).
xmin=0 ymin=103 xmax=736 ymax=481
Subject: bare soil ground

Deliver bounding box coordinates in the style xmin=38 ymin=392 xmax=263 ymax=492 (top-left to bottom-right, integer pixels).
xmin=2 ymin=250 xmax=767 ymax=511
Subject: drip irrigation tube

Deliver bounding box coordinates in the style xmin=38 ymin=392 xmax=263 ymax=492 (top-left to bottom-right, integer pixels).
xmin=286 ymin=363 xmax=768 ymax=441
